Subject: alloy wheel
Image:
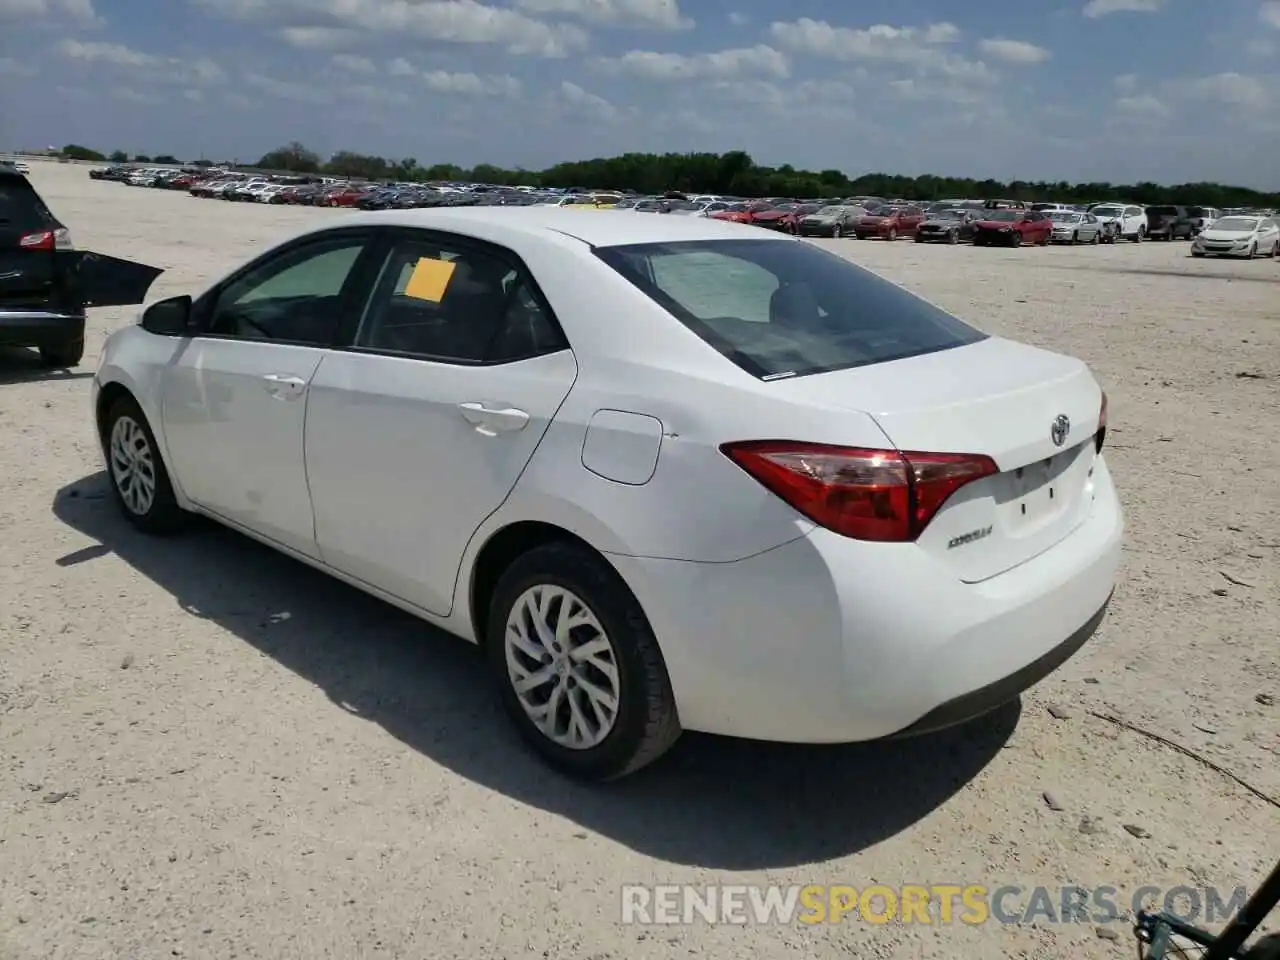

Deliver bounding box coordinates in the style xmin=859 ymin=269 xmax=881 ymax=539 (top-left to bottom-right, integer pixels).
xmin=109 ymin=415 xmax=156 ymax=516
xmin=504 ymin=584 xmax=620 ymax=750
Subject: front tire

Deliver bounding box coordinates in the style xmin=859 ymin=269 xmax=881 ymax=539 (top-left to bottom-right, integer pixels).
xmin=486 ymin=541 xmax=681 ymax=781
xmin=101 ymin=395 xmax=187 ymax=534
xmin=948 ymin=229 xmax=959 ymax=244
xmin=1009 ymin=231 xmax=1023 ymax=247
xmin=832 ymin=224 xmax=842 ymax=238
xmin=886 ymin=227 xmax=898 ymax=241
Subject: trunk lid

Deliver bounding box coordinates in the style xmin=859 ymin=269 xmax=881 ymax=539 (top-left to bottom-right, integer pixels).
xmin=764 ymin=337 xmax=1105 ymax=582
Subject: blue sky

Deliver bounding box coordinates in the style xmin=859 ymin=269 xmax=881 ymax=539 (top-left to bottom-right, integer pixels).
xmin=2 ymin=0 xmax=1278 ymax=188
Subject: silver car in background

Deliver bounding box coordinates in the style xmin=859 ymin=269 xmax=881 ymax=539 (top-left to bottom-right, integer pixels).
xmin=1048 ymin=211 xmax=1103 ymax=244
xmin=796 ymin=204 xmax=864 ymax=237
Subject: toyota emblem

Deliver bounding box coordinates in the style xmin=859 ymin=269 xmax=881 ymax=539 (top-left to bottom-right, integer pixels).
xmin=1050 ymin=414 xmax=1070 ymax=447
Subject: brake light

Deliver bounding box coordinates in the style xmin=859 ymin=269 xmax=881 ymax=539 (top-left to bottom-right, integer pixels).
xmin=721 ymin=441 xmax=998 ymax=542
xmin=1096 ymin=390 xmax=1108 ymax=453
xmin=18 ymin=229 xmax=54 ymax=250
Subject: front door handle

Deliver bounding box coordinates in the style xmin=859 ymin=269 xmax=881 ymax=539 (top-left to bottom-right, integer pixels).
xmin=263 ymin=373 xmax=307 ymax=400
xmin=458 ymin=402 xmax=530 ymax=436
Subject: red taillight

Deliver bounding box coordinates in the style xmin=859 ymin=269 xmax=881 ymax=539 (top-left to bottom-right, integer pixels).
xmin=18 ymin=229 xmax=54 ymax=251
xmin=1096 ymin=390 xmax=1108 ymax=453
xmin=721 ymin=441 xmax=998 ymax=542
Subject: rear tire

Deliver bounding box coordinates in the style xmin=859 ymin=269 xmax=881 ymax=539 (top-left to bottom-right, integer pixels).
xmin=1090 ymin=230 xmax=1099 ymax=245
xmin=486 ymin=541 xmax=682 ymax=781
xmin=832 ymin=224 xmax=842 ymax=238
xmin=39 ymin=337 xmax=84 ymax=368
xmin=887 ymin=227 xmax=897 ymax=241
xmin=100 ymin=395 xmax=187 ymax=535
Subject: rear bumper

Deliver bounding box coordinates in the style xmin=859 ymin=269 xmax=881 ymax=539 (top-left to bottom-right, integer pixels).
xmin=608 ymin=456 xmax=1123 ymax=743
xmin=0 ymin=310 xmax=85 ymax=347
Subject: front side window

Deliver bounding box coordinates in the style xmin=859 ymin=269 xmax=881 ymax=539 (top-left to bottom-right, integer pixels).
xmin=594 ymin=238 xmax=986 ymax=380
xmin=207 ymin=233 xmax=368 ymax=343
xmin=354 ymin=234 xmax=564 ymax=363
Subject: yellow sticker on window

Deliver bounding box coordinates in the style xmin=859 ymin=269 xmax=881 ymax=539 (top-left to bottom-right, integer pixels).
xmin=402 ymin=257 xmax=456 ymax=302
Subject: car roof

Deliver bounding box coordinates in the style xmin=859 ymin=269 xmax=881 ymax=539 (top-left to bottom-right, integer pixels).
xmin=339 ymin=206 xmax=780 ymax=248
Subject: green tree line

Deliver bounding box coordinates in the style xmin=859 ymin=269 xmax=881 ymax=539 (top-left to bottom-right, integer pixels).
xmin=58 ymin=140 xmax=1280 ymax=208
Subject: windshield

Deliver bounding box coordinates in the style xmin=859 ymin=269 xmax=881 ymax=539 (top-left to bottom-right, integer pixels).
xmin=1209 ymin=217 xmax=1259 ymax=232
xmin=931 ymin=209 xmax=966 ymax=220
xmin=983 ymin=210 xmax=1021 ymax=222
xmin=1090 ymin=206 xmax=1121 ymax=217
xmin=815 ymin=206 xmax=846 ymax=216
xmin=1049 ymin=212 xmax=1080 ymax=222
xmin=593 ymin=239 xmax=986 ymax=379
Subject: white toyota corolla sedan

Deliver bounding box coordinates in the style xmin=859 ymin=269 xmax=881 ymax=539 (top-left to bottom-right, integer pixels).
xmin=92 ymin=207 xmax=1123 ymax=780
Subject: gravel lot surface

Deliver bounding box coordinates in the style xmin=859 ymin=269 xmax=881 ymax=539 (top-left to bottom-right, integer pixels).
xmin=2 ymin=162 xmax=1277 ymax=960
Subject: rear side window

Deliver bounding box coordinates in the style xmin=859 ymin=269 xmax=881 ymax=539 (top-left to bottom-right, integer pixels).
xmin=0 ymin=174 xmax=57 ymax=230
xmin=594 ymin=238 xmax=986 ymax=379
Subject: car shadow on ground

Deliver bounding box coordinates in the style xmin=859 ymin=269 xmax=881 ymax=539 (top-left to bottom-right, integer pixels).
xmin=53 ymin=471 xmax=1017 ymax=870
xmin=0 ymin=347 xmax=95 ymax=385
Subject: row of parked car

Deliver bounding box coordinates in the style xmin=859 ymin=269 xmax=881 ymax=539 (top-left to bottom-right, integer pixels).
xmin=87 ymin=164 xmax=1280 ymax=258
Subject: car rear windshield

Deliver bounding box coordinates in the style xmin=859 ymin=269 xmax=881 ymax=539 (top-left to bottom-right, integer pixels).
xmin=0 ymin=173 xmax=58 ymax=231
xmin=1146 ymin=206 xmax=1178 ymax=215
xmin=593 ymin=238 xmax=987 ymax=379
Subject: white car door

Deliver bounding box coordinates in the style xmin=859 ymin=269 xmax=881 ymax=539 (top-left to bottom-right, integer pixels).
xmin=304 ymin=228 xmax=578 ymax=616
xmin=159 ymin=228 xmax=380 ymax=558
xmin=1260 ymin=218 xmax=1280 ymax=253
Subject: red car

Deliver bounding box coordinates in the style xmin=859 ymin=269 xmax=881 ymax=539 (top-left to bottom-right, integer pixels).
xmin=751 ymin=202 xmax=822 ymax=234
xmin=853 ymin=204 xmax=925 ymax=240
xmin=971 ymin=209 xmax=1053 ymax=247
xmin=320 ymin=184 xmax=369 ymax=207
xmin=710 ymin=201 xmax=775 ymax=225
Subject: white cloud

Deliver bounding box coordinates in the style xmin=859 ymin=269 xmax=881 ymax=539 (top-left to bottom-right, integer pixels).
xmin=386 ymin=57 xmax=415 ymax=76
xmin=1083 ymin=0 xmax=1164 ymax=17
xmin=728 ymin=11 xmax=748 ymax=26
xmin=558 ymin=80 xmax=621 ymax=120
xmin=1114 ymin=72 xmax=1139 ymax=92
xmin=767 ymin=19 xmax=989 ymax=82
xmin=1174 ymin=72 xmax=1270 ymax=109
xmin=278 ymin=26 xmax=358 ymax=49
xmin=979 ymin=37 xmax=1051 ymax=64
xmin=0 ymin=56 xmax=37 ymax=75
xmin=56 ymin=38 xmax=225 ymax=85
xmin=193 ymin=0 xmax=589 ymax=57
xmin=331 ymin=53 xmax=376 ymax=73
xmin=0 ymin=0 xmax=99 ymax=25
xmin=421 ymin=70 xmax=522 ymax=97
xmin=594 ymin=44 xmax=789 ymax=80
xmin=1115 ymin=93 xmax=1170 ymax=116
xmin=1261 ymin=1 xmax=1280 ymax=29
xmin=244 ymin=72 xmax=331 ymax=103
xmin=511 ymin=0 xmax=691 ymax=30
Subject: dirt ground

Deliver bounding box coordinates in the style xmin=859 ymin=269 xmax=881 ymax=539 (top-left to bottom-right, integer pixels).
xmin=2 ymin=162 xmax=1277 ymax=960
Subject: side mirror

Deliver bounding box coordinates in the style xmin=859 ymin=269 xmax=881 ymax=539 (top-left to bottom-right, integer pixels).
xmin=141 ymin=295 xmax=193 ymax=336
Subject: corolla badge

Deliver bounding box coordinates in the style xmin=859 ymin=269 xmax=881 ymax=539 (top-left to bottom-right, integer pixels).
xmin=1050 ymin=414 xmax=1070 ymax=447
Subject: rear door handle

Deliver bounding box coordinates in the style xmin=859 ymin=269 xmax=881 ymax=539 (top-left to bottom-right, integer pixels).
xmin=458 ymin=402 xmax=530 ymax=436
xmin=263 ymin=373 xmax=307 ymax=400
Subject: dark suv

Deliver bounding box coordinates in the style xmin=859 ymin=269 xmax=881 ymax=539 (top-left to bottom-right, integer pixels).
xmin=1144 ymin=205 xmax=1194 ymax=241
xmin=0 ymin=163 xmax=161 ymax=367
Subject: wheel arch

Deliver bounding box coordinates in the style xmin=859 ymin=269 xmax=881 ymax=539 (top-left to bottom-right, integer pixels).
xmin=468 ymin=521 xmax=624 ymax=648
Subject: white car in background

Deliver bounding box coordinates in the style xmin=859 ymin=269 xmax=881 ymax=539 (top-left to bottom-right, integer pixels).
xmin=1190 ymin=215 xmax=1280 ymax=258
xmin=1088 ymin=203 xmax=1148 ymax=242
xmin=91 ymin=208 xmax=1122 ymax=780
xmin=1047 ymin=211 xmax=1104 ymax=244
